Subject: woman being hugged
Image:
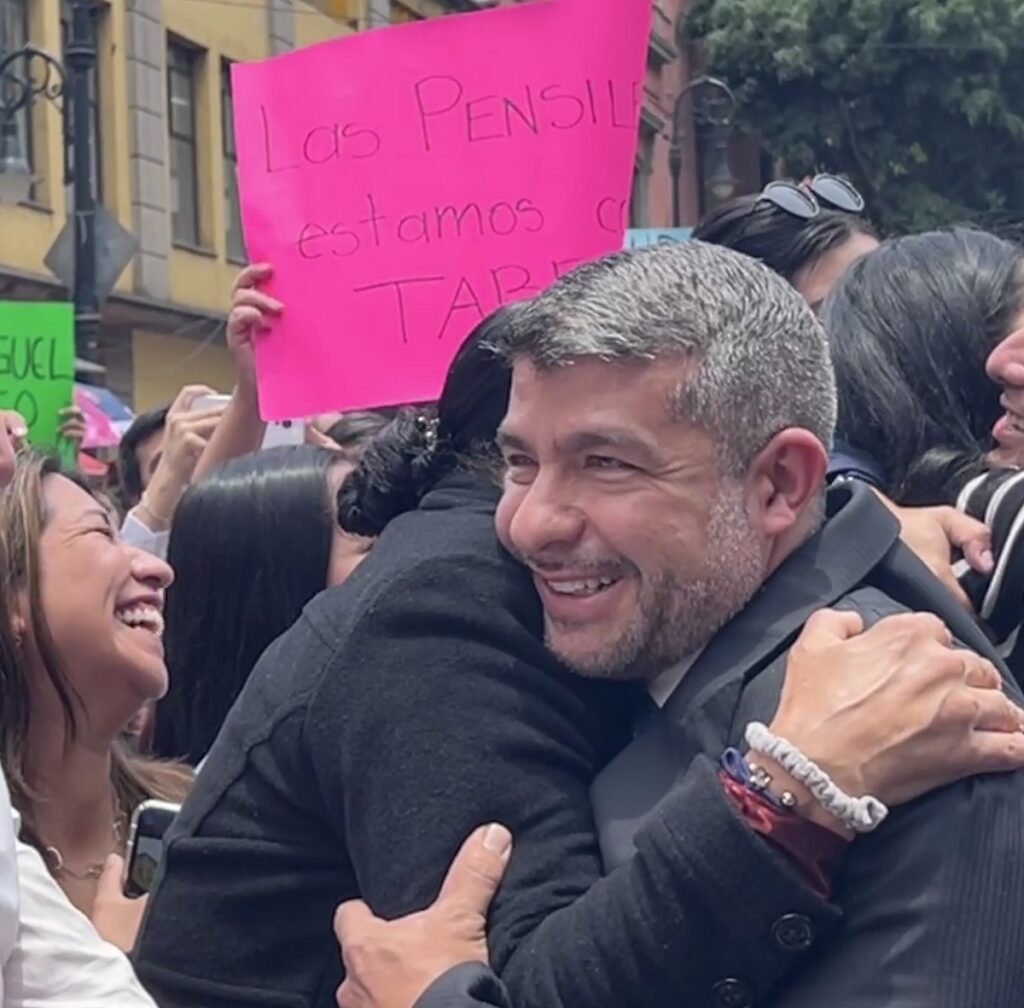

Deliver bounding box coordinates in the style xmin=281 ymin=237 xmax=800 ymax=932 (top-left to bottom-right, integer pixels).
xmin=0 ymin=454 xmax=191 ymax=918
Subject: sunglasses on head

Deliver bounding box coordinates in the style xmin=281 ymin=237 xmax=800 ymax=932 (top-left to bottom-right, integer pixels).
xmin=756 ymin=174 xmax=865 ymax=219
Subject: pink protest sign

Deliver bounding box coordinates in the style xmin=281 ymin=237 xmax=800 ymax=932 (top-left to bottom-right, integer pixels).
xmin=233 ymin=0 xmax=649 ymax=419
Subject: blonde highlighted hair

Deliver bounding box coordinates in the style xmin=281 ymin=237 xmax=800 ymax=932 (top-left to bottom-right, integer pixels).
xmin=0 ymin=453 xmax=191 ymax=860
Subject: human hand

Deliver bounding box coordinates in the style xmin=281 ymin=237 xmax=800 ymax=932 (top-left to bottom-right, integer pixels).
xmin=879 ymin=494 xmax=993 ymax=610
xmin=770 ymin=610 xmax=1024 ymax=824
xmin=0 ymin=410 xmax=27 ymax=489
xmin=228 ymin=263 xmax=281 ymax=394
xmin=157 ymin=385 xmax=225 ymax=484
xmin=58 ymin=405 xmax=87 ymax=447
xmin=306 ymin=425 xmax=342 ymax=451
xmin=334 ymin=824 xmax=512 ymax=1008
xmin=90 ymin=855 xmax=148 ymax=953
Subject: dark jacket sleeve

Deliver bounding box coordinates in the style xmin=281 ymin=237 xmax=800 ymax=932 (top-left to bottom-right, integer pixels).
xmin=413 ymin=965 xmax=512 ymax=1008
xmin=770 ymin=770 xmax=1024 ymax=1007
xmin=727 ymin=598 xmax=1024 ymax=1008
xmin=308 ymin=554 xmax=840 ymax=1008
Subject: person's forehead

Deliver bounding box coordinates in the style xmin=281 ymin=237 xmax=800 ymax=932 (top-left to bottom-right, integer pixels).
xmin=503 ymin=355 xmax=713 ymax=454
xmin=43 ymin=474 xmax=105 ymax=523
xmin=508 ymin=354 xmax=684 ymax=402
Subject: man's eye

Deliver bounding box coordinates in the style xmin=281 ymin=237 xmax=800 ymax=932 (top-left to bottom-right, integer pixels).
xmin=585 ymin=455 xmax=632 ymax=471
xmin=503 ymin=454 xmax=534 ymax=469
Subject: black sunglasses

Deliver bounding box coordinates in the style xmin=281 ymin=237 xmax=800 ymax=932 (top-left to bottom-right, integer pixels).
xmin=756 ymin=174 xmax=865 ymax=218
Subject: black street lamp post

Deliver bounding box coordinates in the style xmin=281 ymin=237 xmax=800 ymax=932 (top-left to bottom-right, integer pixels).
xmin=669 ymin=74 xmax=737 ymax=229
xmin=0 ymin=0 xmax=100 ymax=366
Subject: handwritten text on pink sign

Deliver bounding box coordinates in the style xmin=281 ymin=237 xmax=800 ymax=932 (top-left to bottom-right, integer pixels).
xmin=233 ymin=0 xmax=649 ymax=418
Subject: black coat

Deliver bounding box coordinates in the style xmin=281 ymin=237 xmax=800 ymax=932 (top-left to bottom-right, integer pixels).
xmin=592 ymin=482 xmax=1024 ymax=1007
xmin=134 ymin=473 xmax=836 ymax=1008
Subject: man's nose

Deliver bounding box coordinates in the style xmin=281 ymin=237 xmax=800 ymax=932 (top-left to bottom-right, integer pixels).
xmin=508 ymin=477 xmax=586 ymax=559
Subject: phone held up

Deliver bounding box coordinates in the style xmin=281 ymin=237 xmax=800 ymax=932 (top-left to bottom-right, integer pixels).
xmin=123 ymin=800 xmax=182 ymax=898
xmin=192 ymin=392 xmax=305 ymax=449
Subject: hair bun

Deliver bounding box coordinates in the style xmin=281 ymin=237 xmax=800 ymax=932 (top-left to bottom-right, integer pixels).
xmin=336 ymin=410 xmax=439 ymax=537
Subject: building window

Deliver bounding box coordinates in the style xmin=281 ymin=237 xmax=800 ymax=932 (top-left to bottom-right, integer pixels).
xmin=629 ymin=124 xmax=655 ymax=229
xmin=1 ymin=0 xmax=33 ymax=188
xmin=220 ymin=60 xmax=245 ymax=261
xmin=167 ymin=40 xmax=200 ymax=246
xmin=60 ymin=0 xmax=103 ymax=201
xmin=389 ymin=1 xmax=423 ymax=23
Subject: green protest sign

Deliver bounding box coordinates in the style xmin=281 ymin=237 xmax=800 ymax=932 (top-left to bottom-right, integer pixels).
xmin=0 ymin=302 xmax=75 ymax=459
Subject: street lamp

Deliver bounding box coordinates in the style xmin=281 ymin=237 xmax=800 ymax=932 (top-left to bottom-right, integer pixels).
xmin=0 ymin=0 xmax=101 ymax=367
xmin=669 ymin=74 xmax=737 ymax=228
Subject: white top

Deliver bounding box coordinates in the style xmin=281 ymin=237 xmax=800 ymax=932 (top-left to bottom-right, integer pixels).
xmin=0 ymin=771 xmax=156 ymax=1007
xmin=120 ymin=511 xmax=169 ymax=561
xmin=0 ymin=775 xmax=18 ymax=1006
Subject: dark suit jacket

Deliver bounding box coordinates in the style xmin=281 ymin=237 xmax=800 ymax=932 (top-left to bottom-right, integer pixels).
xmin=415 ymin=965 xmax=512 ymax=1008
xmin=593 ymin=482 xmax=1024 ymax=1007
xmin=134 ymin=474 xmax=839 ymax=1008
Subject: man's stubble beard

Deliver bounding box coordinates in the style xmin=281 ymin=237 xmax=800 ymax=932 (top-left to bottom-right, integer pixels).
xmin=547 ymin=481 xmax=767 ymax=683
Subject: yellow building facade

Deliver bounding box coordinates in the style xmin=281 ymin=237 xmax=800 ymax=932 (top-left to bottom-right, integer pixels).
xmin=0 ymin=0 xmax=482 ymax=409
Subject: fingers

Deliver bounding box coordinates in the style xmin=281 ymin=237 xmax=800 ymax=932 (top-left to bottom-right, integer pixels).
xmin=866 ymin=611 xmax=953 ymax=648
xmin=175 ymin=407 xmax=225 ymax=427
xmin=964 ymin=730 xmax=1024 ymax=776
xmin=96 ymin=854 xmax=126 ymax=901
xmin=334 ymin=900 xmax=377 ymax=947
xmin=306 ymin=427 xmax=340 ymax=451
xmin=233 ymin=288 xmax=283 ymax=315
xmin=796 ymin=608 xmax=866 ymax=647
xmin=232 ymin=263 xmax=273 ymax=293
xmin=228 ymin=306 xmax=269 ymax=340
xmin=168 ymin=385 xmax=217 ymax=416
xmin=435 ymin=824 xmax=512 ymax=918
xmin=1 ymin=411 xmax=28 ymax=442
xmin=967 ymin=688 xmax=1024 ymax=733
xmin=931 ymin=506 xmax=994 ymax=575
xmin=962 ymin=654 xmax=1003 ymax=690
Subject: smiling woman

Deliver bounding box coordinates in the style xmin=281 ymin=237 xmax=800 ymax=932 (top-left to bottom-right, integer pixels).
xmin=0 ymin=453 xmax=192 ymax=919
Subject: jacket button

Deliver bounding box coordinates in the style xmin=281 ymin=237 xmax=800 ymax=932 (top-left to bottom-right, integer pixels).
xmin=772 ymin=913 xmax=815 ymax=952
xmin=712 ymin=978 xmax=754 ymax=1008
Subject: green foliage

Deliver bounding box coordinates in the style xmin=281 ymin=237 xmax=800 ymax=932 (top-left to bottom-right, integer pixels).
xmin=686 ymin=0 xmax=1024 ymax=235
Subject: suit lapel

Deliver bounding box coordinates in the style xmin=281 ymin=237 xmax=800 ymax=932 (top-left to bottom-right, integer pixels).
xmin=592 ymin=483 xmax=902 ymax=870
xmin=662 ymin=482 xmax=901 ymax=730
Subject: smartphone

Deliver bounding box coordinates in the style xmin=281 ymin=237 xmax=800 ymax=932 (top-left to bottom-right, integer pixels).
xmin=192 ymin=393 xmax=304 ymax=449
xmin=122 ymin=799 xmax=181 ymax=897
xmin=262 ymin=417 xmax=305 ymax=448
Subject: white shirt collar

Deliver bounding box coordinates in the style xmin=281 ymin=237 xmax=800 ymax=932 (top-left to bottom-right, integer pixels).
xmin=648 ymin=650 xmax=702 ymax=707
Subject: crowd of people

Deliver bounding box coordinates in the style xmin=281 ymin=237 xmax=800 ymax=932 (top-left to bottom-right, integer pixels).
xmin=1 ymin=173 xmax=1024 ymax=1008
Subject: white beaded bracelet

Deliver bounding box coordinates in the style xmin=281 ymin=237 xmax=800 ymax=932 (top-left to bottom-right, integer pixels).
xmin=745 ymin=722 xmax=889 ymax=834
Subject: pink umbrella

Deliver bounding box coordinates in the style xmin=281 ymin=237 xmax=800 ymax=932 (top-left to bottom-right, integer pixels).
xmin=74 ymin=387 xmax=122 ymax=449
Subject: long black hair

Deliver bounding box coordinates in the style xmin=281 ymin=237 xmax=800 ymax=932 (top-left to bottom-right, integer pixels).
xmin=693 ymin=192 xmax=878 ymax=283
xmin=154 ymin=445 xmax=341 ymax=764
xmin=338 ymin=305 xmax=522 ymax=537
xmin=824 ymin=227 xmax=1024 ymax=505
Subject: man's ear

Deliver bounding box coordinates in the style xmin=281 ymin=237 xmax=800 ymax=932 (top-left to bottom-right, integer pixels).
xmin=746 ymin=428 xmax=829 ymax=539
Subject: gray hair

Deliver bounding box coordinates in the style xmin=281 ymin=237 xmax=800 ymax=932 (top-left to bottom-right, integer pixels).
xmin=490 ymin=241 xmax=837 ymax=474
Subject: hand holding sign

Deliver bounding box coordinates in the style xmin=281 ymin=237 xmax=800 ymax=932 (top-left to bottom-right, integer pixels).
xmin=233 ymin=0 xmax=649 ymax=419
xmin=0 ymin=302 xmax=75 ymax=459
xmin=228 ymin=263 xmax=281 ymax=396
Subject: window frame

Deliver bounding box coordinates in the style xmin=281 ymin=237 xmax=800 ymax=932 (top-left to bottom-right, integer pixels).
xmin=166 ymin=38 xmax=201 ymax=247
xmin=220 ymin=57 xmax=245 ymax=262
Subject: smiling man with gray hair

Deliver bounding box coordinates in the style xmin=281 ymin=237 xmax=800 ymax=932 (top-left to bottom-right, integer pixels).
xmin=487 ymin=240 xmax=1024 ymax=1007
